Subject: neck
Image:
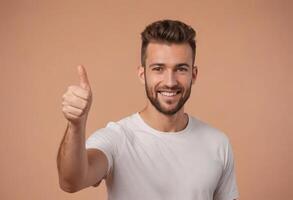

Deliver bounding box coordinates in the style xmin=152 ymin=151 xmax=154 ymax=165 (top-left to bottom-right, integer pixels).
xmin=138 ymin=102 xmax=188 ymax=133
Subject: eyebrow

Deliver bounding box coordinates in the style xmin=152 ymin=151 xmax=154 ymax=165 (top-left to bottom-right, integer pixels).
xmin=148 ymin=63 xmax=190 ymax=68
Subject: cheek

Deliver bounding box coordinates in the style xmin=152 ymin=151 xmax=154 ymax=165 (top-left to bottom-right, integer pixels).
xmin=179 ymin=74 xmax=192 ymax=83
xmin=146 ymin=76 xmax=161 ymax=88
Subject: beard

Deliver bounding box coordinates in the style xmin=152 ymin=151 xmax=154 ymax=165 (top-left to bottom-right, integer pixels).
xmin=144 ymin=78 xmax=192 ymax=116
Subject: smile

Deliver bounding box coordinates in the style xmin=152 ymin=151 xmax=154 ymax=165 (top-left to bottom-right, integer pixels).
xmin=158 ymin=91 xmax=181 ymax=97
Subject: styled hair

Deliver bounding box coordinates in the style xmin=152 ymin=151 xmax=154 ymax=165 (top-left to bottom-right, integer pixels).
xmin=140 ymin=19 xmax=196 ymax=67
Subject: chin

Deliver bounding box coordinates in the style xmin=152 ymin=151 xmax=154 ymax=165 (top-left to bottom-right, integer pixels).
xmin=157 ymin=106 xmax=182 ymax=115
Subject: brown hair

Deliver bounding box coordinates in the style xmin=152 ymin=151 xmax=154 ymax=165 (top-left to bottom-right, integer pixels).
xmin=140 ymin=19 xmax=196 ymax=67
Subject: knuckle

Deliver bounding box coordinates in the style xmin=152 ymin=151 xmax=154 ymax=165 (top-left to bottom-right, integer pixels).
xmin=77 ymin=110 xmax=83 ymax=117
xmin=62 ymin=107 xmax=67 ymax=113
xmin=63 ymin=90 xmax=72 ymax=99
xmin=82 ymin=101 xmax=88 ymax=109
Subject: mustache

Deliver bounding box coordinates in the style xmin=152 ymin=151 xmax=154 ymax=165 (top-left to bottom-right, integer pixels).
xmin=156 ymin=85 xmax=182 ymax=91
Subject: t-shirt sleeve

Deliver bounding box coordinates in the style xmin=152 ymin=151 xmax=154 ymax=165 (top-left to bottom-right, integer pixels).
xmin=214 ymin=140 xmax=240 ymax=200
xmin=85 ymin=121 xmax=125 ymax=180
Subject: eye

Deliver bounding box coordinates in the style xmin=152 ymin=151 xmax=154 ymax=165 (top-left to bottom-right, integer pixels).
xmin=152 ymin=67 xmax=163 ymax=71
xmin=176 ymin=67 xmax=188 ymax=72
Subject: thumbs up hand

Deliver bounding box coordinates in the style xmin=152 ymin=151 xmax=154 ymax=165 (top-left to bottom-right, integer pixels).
xmin=62 ymin=65 xmax=93 ymax=126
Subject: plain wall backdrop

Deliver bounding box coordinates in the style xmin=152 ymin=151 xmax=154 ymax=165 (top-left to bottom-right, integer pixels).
xmin=0 ymin=0 xmax=292 ymax=199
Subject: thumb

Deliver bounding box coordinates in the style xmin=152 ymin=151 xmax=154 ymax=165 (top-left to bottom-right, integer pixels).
xmin=77 ymin=65 xmax=91 ymax=90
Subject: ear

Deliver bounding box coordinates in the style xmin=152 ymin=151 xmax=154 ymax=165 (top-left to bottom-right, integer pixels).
xmin=191 ymin=65 xmax=198 ymax=84
xmin=137 ymin=65 xmax=145 ymax=85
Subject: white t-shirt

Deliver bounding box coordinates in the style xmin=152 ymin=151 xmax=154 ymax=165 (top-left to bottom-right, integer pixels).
xmin=86 ymin=112 xmax=239 ymax=200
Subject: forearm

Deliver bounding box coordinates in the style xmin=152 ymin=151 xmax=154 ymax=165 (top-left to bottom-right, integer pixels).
xmin=57 ymin=121 xmax=88 ymax=191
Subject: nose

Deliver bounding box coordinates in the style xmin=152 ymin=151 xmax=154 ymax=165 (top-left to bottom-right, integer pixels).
xmin=163 ymin=70 xmax=177 ymax=88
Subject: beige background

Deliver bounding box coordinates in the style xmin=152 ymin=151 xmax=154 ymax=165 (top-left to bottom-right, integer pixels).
xmin=0 ymin=0 xmax=292 ymax=199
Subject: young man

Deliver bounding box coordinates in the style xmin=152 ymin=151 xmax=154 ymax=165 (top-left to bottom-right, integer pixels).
xmin=57 ymin=19 xmax=240 ymax=200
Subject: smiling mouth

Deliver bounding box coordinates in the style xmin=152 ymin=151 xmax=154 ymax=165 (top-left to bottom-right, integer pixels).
xmin=158 ymin=91 xmax=181 ymax=97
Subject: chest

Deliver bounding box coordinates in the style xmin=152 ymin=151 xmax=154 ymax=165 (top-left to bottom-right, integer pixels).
xmin=115 ymin=134 xmax=223 ymax=197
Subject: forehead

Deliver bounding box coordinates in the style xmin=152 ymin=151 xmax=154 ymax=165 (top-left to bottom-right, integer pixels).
xmin=145 ymin=42 xmax=193 ymax=66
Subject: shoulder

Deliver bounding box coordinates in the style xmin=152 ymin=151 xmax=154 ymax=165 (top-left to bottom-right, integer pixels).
xmin=190 ymin=115 xmax=236 ymax=167
xmin=95 ymin=113 xmax=137 ymax=137
xmin=86 ymin=114 xmax=134 ymax=152
xmin=189 ymin=115 xmax=230 ymax=146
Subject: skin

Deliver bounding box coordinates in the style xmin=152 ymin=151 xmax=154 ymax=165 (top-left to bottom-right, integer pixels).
xmin=138 ymin=42 xmax=198 ymax=132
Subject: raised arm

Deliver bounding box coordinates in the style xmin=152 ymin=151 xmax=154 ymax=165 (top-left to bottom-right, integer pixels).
xmin=57 ymin=65 xmax=108 ymax=193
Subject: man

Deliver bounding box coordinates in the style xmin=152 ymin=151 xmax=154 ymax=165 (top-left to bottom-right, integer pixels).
xmin=57 ymin=19 xmax=240 ymax=200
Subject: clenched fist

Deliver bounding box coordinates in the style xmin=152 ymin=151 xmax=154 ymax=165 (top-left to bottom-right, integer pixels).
xmin=62 ymin=65 xmax=92 ymax=126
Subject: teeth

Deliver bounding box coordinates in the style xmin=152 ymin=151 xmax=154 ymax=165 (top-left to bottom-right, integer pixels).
xmin=160 ymin=92 xmax=177 ymax=97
